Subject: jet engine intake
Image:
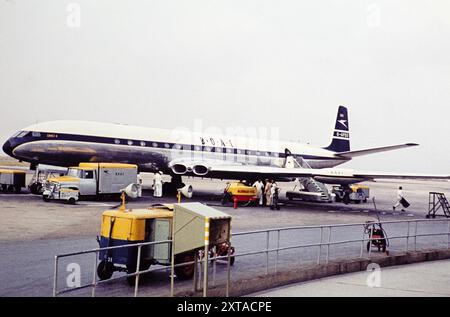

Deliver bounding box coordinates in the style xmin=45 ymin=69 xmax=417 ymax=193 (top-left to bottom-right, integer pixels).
xmin=192 ymin=164 xmax=209 ymax=176
xmin=171 ymin=163 xmax=188 ymax=175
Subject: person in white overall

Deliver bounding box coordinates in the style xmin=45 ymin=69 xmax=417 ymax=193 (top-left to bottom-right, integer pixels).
xmin=253 ymin=180 xmax=264 ymax=206
xmin=153 ymin=171 xmax=163 ymax=197
xmin=393 ymin=186 xmax=405 ymax=212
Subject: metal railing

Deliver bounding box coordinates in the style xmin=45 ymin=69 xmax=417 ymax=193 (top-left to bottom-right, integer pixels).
xmin=53 ymin=218 xmax=450 ymax=297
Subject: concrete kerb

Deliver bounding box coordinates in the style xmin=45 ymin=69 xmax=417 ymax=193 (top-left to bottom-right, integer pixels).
xmin=173 ymin=248 xmax=450 ymax=297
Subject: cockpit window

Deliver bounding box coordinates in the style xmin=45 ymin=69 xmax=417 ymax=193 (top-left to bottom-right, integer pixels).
xmin=16 ymin=131 xmax=30 ymax=138
xmin=32 ymin=132 xmax=41 ymax=137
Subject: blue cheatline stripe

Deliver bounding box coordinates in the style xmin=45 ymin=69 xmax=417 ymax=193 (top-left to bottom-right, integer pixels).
xmin=12 ymin=130 xmax=344 ymax=161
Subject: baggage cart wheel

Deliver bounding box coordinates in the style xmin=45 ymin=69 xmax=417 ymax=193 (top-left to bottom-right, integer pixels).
xmin=97 ymin=260 xmax=114 ymax=280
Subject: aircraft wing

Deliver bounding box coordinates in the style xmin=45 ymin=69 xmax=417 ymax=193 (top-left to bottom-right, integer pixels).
xmin=352 ymin=171 xmax=450 ymax=181
xmin=169 ymin=159 xmax=449 ymax=184
xmin=335 ymin=143 xmax=419 ymax=158
xmin=202 ymin=163 xmax=450 ymax=184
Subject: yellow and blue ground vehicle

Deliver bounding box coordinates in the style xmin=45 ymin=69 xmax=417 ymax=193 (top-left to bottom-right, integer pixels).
xmin=97 ymin=204 xmax=177 ymax=282
xmin=332 ymin=184 xmax=370 ymax=204
xmin=97 ymin=203 xmax=235 ymax=284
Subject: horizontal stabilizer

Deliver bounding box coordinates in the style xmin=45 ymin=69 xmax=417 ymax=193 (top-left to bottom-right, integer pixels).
xmin=335 ymin=143 xmax=418 ymax=158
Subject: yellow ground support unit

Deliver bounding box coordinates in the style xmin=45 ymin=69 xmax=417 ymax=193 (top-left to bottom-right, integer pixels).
xmin=332 ymin=184 xmax=370 ymax=204
xmin=97 ymin=202 xmax=234 ymax=284
xmin=226 ymin=182 xmax=257 ymax=197
xmin=97 ymin=204 xmax=174 ymax=282
xmin=349 ymin=184 xmax=370 ymax=203
xmin=0 ymin=169 xmax=26 ymax=193
xmin=221 ymin=181 xmax=257 ymax=207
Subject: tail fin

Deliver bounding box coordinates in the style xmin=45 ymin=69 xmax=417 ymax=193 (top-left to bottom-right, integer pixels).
xmin=324 ymin=105 xmax=350 ymax=152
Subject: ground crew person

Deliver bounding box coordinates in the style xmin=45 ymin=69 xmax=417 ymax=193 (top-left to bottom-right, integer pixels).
xmin=264 ymin=180 xmax=273 ymax=206
xmin=153 ymin=171 xmax=163 ymax=197
xmin=137 ymin=174 xmax=143 ymax=197
xmin=253 ymin=180 xmax=264 ymax=206
xmin=393 ymin=186 xmax=407 ymax=212
xmin=270 ymin=181 xmax=280 ymax=210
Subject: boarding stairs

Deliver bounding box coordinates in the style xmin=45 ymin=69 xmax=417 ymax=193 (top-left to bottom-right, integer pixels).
xmin=283 ymin=153 xmax=332 ymax=202
xmin=427 ymin=192 xmax=450 ymax=218
xmin=297 ymin=177 xmax=333 ymax=202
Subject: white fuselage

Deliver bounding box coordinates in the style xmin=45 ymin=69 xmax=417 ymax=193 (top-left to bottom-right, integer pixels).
xmin=4 ymin=120 xmax=348 ymax=174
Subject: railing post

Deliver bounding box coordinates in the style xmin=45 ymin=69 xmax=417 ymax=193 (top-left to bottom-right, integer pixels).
xmin=275 ymin=230 xmax=280 ymax=273
xmin=53 ymin=255 xmax=59 ymax=297
xmin=170 ymin=242 xmax=174 ymax=297
xmin=212 ymin=248 xmax=217 ymax=287
xmin=414 ymin=221 xmax=418 ymax=251
xmin=203 ymin=218 xmax=209 ymax=297
xmin=197 ymin=252 xmax=203 ymax=292
xmin=447 ymin=220 xmax=450 ymax=249
xmin=265 ymin=231 xmax=270 ymax=274
xmin=317 ymin=227 xmax=323 ymax=264
xmin=91 ymin=251 xmax=98 ymax=297
xmin=406 ymin=222 xmax=410 ymax=252
xmin=134 ymin=244 xmax=142 ymax=297
xmin=226 ymin=247 xmax=231 ymax=297
xmin=360 ymin=225 xmax=365 ymax=258
xmin=326 ymin=227 xmax=331 ymax=263
xmin=193 ymin=250 xmax=198 ymax=292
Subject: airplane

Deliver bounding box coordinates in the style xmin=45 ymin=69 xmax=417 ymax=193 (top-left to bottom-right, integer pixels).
xmin=2 ymin=106 xmax=449 ymax=192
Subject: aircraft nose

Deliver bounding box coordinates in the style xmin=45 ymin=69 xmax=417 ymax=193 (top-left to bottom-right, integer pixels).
xmin=2 ymin=140 xmax=13 ymax=157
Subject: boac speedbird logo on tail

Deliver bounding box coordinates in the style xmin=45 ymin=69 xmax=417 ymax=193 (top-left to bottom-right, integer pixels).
xmin=338 ymin=113 xmax=348 ymax=128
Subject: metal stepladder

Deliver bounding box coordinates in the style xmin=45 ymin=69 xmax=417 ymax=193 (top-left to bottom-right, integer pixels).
xmin=426 ymin=192 xmax=450 ymax=218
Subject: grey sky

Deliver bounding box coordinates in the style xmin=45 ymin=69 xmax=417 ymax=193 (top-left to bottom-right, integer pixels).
xmin=0 ymin=0 xmax=449 ymax=173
